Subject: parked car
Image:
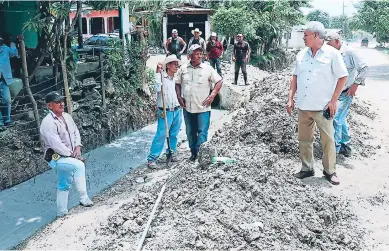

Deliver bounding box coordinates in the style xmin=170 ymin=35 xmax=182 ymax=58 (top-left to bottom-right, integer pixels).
xmin=76 ymin=33 xmax=121 ymax=56
xmin=361 ymin=38 xmax=369 ymax=47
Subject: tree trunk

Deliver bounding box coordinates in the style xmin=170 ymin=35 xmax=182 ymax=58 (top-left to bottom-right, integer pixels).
xmin=138 ymin=27 xmax=151 ymax=97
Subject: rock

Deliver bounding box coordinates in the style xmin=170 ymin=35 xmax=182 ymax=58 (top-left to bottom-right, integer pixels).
xmin=71 ymin=90 xmax=84 ymax=101
xmin=12 ymin=141 xmax=23 ymax=150
xmin=195 ymin=239 xmax=206 ymax=249
xmin=82 ymin=117 xmax=94 ymax=128
xmin=106 ymin=79 xmax=115 ymax=96
xmin=135 ymin=217 xmax=144 ymax=226
xmin=73 ymin=102 xmax=80 ymax=112
xmin=135 ymin=177 xmax=145 ymax=183
xmin=82 ymin=77 xmax=98 ymax=89
xmin=122 ymin=220 xmax=140 ymax=233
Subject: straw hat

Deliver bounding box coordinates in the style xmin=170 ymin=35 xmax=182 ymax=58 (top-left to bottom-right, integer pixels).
xmin=162 ymin=54 xmax=180 ymax=67
xmin=191 ymin=28 xmax=202 ymax=36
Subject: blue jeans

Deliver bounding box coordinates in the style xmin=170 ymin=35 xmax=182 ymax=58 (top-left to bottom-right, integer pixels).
xmin=0 ymin=80 xmax=11 ymax=125
xmin=334 ymin=92 xmax=353 ymax=153
xmin=147 ymin=108 xmax=182 ymax=161
xmin=209 ymin=58 xmax=222 ymax=76
xmin=183 ymin=110 xmax=211 ymax=154
xmin=49 ymin=157 xmax=86 ymax=191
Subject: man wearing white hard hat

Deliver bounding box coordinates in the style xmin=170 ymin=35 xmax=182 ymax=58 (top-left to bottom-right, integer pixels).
xmin=325 ymin=30 xmax=369 ymax=157
xmin=175 ymin=44 xmax=223 ymax=161
xmin=164 ymin=29 xmax=186 ymax=60
xmin=206 ymin=32 xmax=224 ymax=76
xmin=147 ymin=55 xmax=182 ymax=168
xmin=188 ymin=28 xmax=206 ymax=58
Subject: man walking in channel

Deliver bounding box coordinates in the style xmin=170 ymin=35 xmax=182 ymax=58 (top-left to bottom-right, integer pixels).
xmin=176 ymin=44 xmax=223 ymax=161
xmin=326 ymin=31 xmax=369 ymax=157
xmin=286 ymin=21 xmax=348 ymax=185
xmin=233 ymin=34 xmax=251 ymax=85
xmin=164 ymin=29 xmax=186 ymax=60
xmin=206 ymin=32 xmax=224 ymax=76
xmin=40 ymin=91 xmax=93 ymax=217
xmin=147 ymin=55 xmax=182 ymax=168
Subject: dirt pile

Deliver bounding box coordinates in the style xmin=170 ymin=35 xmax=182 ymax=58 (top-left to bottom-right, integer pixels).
xmin=89 ymin=69 xmax=376 ymax=250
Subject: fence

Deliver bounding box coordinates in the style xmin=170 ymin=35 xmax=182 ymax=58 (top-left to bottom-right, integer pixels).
xmin=0 ymin=42 xmax=105 ymax=190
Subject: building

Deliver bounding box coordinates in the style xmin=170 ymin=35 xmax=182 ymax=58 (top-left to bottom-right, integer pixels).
xmin=282 ymin=25 xmax=342 ymax=49
xmin=162 ymin=3 xmax=214 ymax=46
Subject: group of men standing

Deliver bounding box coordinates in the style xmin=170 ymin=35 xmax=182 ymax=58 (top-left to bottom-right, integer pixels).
xmin=164 ymin=28 xmax=251 ymax=84
xmin=287 ymin=21 xmax=368 ymax=185
xmin=147 ymin=43 xmax=223 ymax=168
xmin=39 ymin=21 xmax=366 ymax=217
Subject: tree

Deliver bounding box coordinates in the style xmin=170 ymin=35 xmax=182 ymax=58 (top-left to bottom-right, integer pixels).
xmin=306 ymin=10 xmax=330 ymax=28
xmin=211 ymin=0 xmax=310 ymax=55
xmin=329 ymin=15 xmax=352 ymax=39
xmin=350 ymin=0 xmax=389 ymax=43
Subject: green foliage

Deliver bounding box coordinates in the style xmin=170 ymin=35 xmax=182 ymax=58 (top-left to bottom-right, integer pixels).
xmin=329 ymin=15 xmax=352 ymax=39
xmin=105 ymin=34 xmax=147 ymax=95
xmin=211 ymin=7 xmax=257 ymax=38
xmin=306 ymin=10 xmax=330 ymax=28
xmin=211 ymin=0 xmax=310 ymax=55
xmin=350 ymin=0 xmax=389 ymax=43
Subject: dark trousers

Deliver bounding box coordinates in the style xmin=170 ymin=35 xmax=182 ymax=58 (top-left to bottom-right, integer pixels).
xmin=209 ymin=58 xmax=222 ymax=77
xmin=234 ymin=60 xmax=247 ymax=84
xmin=183 ymin=109 xmax=211 ymax=154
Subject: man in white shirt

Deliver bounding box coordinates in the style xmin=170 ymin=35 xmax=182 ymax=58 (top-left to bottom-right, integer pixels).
xmin=147 ymin=55 xmax=182 ymax=168
xmin=40 ymin=91 xmax=93 ymax=217
xmin=286 ymin=22 xmax=349 ymax=185
xmin=325 ymin=31 xmax=369 ymax=157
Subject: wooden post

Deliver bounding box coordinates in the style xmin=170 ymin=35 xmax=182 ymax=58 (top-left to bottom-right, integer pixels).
xmin=20 ymin=40 xmax=42 ymax=144
xmin=100 ymin=53 xmax=106 ymax=109
xmin=77 ymin=1 xmax=83 ymax=49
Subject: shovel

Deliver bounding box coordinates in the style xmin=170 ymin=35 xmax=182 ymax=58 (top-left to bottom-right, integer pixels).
xmin=160 ymin=71 xmax=173 ymax=167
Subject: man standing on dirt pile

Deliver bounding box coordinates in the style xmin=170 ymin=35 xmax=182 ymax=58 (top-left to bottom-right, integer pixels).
xmin=206 ymin=32 xmax=224 ymax=76
xmin=164 ymin=29 xmax=186 ymax=60
xmin=325 ymin=31 xmax=369 ymax=157
xmin=233 ymin=34 xmax=251 ymax=85
xmin=147 ymin=55 xmax=182 ymax=168
xmin=40 ymin=91 xmax=93 ymax=217
xmin=286 ymin=21 xmax=349 ymax=185
xmin=175 ymin=44 xmax=223 ymax=161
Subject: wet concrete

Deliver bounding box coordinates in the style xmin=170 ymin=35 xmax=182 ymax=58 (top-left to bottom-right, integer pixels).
xmin=0 ymin=109 xmax=228 ymax=249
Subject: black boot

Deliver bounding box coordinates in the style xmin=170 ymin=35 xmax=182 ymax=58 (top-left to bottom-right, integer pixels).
xmin=234 ymin=72 xmax=239 ymax=85
xmin=190 ymin=149 xmax=198 ymax=161
xmin=243 ymin=72 xmax=248 ymax=85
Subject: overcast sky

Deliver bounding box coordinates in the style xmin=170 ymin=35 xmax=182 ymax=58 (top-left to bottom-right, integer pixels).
xmin=301 ymin=0 xmax=360 ymax=17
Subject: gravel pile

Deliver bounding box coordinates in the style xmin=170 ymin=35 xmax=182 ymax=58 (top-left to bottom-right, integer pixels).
xmin=90 ymin=69 xmax=373 ymax=251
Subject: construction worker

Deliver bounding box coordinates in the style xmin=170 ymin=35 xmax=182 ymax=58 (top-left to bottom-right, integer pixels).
xmin=233 ymin=34 xmax=251 ymax=85
xmin=188 ymin=28 xmax=207 ymax=60
xmin=286 ymin=21 xmax=348 ymax=186
xmin=175 ymin=44 xmax=223 ymax=161
xmin=147 ymin=55 xmax=182 ymax=168
xmin=206 ymin=32 xmax=224 ymax=76
xmin=40 ymin=91 xmax=93 ymax=217
xmin=164 ymin=29 xmax=186 ymax=60
xmin=325 ymin=31 xmax=369 ymax=157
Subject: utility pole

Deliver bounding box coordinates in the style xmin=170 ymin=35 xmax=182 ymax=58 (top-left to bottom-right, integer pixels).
xmin=77 ymin=1 xmax=83 ymax=49
xmin=342 ymin=0 xmax=346 ymax=37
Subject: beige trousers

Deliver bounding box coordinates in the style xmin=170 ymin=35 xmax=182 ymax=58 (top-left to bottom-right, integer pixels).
xmin=298 ymin=110 xmax=336 ymax=174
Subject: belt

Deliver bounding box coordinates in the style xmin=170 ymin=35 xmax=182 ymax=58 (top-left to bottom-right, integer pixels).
xmin=158 ymin=106 xmax=181 ymax=112
xmin=342 ymin=88 xmax=349 ymax=94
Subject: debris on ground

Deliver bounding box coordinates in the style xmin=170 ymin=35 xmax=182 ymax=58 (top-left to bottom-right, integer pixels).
xmin=89 ymin=67 xmax=375 ymax=250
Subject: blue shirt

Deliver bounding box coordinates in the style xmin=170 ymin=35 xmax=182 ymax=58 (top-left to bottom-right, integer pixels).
xmin=0 ymin=45 xmax=18 ymax=85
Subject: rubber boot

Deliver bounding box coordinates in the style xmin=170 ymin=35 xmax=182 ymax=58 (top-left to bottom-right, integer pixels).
xmin=243 ymin=72 xmax=248 ymax=85
xmin=57 ymin=190 xmax=69 ymax=217
xmin=234 ymin=72 xmax=239 ymax=85
xmin=74 ymin=177 xmax=93 ymax=207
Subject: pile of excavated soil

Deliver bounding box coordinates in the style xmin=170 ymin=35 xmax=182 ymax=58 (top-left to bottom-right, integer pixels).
xmin=89 ymin=69 xmax=374 ymax=250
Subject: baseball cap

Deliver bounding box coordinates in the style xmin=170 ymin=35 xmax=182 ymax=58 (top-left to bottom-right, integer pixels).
xmin=172 ymin=29 xmax=178 ymax=34
xmin=45 ymin=91 xmax=65 ymax=103
xmin=325 ymin=31 xmax=341 ymax=41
